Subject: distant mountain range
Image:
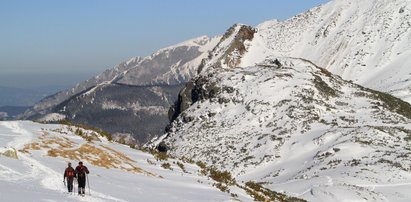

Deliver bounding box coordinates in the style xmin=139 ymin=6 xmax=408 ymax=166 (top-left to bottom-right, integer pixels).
xmin=19 ymin=36 xmax=221 ymax=145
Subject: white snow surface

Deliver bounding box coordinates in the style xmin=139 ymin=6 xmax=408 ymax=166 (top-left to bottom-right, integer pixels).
xmin=0 ymin=121 xmax=251 ymax=202
xmin=37 ymin=113 xmax=66 ymax=123
xmin=240 ymin=0 xmax=411 ymax=103
xmin=118 ymin=35 xmax=221 ymax=86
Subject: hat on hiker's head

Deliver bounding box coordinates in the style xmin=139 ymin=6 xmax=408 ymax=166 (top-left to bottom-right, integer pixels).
xmin=79 ymin=161 xmax=83 ymax=165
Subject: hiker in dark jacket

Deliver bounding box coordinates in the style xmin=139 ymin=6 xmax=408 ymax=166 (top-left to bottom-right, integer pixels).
xmin=75 ymin=161 xmax=90 ymax=195
xmin=63 ymin=162 xmax=76 ymax=192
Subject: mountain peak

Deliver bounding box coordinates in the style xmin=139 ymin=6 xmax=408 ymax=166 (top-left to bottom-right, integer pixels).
xmin=198 ymin=24 xmax=255 ymax=73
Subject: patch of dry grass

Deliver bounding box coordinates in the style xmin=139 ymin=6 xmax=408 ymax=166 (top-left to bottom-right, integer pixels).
xmin=19 ymin=142 xmax=42 ymax=153
xmin=100 ymin=145 xmax=135 ymax=163
xmin=20 ymin=131 xmax=156 ymax=176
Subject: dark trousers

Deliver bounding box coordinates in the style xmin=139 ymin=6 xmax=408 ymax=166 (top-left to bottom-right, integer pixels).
xmin=78 ymin=176 xmax=86 ymax=194
xmin=66 ymin=177 xmax=74 ymax=192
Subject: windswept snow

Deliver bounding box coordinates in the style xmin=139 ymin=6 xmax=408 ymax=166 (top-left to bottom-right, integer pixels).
xmin=37 ymin=113 xmax=66 ymax=123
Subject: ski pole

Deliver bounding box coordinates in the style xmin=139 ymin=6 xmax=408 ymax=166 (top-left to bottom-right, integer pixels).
xmin=86 ymin=174 xmax=91 ymax=196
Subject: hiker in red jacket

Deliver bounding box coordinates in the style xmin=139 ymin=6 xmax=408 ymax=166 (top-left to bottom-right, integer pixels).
xmin=75 ymin=161 xmax=90 ymax=195
xmin=63 ymin=162 xmax=76 ymax=193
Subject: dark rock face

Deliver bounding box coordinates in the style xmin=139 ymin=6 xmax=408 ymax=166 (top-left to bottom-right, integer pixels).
xmin=221 ymin=25 xmax=255 ymax=68
xmin=169 ymin=75 xmax=218 ymax=123
xmin=156 ymin=141 xmax=168 ymax=153
xmin=198 ymin=25 xmax=255 ymax=73
xmin=168 ymin=80 xmax=195 ymax=122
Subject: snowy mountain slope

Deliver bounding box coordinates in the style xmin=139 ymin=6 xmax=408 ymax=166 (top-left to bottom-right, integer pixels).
xmin=19 ymin=36 xmax=221 ymax=144
xmin=239 ymin=0 xmax=411 ymax=103
xmin=157 ymin=57 xmax=411 ymax=201
xmin=118 ymin=36 xmax=221 ymax=86
xmin=0 ymin=121 xmax=255 ymax=202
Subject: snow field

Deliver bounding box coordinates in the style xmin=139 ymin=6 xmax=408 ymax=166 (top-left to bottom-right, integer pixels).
xmin=0 ymin=121 xmax=251 ymax=202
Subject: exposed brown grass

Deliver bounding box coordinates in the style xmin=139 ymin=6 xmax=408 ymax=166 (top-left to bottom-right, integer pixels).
xmin=42 ymin=137 xmax=75 ymax=148
xmin=20 ymin=131 xmax=156 ymax=176
xmin=19 ymin=142 xmax=42 ymax=153
xmin=100 ymin=145 xmax=135 ymax=163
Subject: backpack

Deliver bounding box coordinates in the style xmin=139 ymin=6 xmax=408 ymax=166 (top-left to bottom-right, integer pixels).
xmin=77 ymin=166 xmax=86 ymax=177
xmin=66 ymin=168 xmax=75 ymax=177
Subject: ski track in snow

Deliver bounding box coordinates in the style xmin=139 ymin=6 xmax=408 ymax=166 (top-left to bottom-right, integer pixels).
xmin=1 ymin=121 xmax=243 ymax=201
xmin=0 ymin=121 xmax=127 ymax=202
xmin=0 ymin=164 xmax=22 ymax=178
xmin=357 ymin=182 xmax=411 ymax=190
xmin=1 ymin=121 xmax=33 ymax=148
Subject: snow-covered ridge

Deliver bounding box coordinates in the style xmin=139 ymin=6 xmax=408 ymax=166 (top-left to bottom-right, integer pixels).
xmin=117 ymin=35 xmax=221 ymax=86
xmin=160 ymin=57 xmax=411 ymax=201
xmin=241 ymin=0 xmax=411 ymax=103
xmin=155 ymin=35 xmax=217 ymax=54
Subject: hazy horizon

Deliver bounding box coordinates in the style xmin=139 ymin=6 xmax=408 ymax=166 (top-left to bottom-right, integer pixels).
xmin=0 ymin=70 xmax=99 ymax=90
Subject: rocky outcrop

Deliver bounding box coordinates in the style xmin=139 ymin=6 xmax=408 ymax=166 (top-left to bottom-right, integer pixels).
xmin=198 ymin=24 xmax=255 ymax=73
xmin=169 ymin=24 xmax=256 ymax=122
xmin=214 ymin=24 xmax=255 ymax=69
xmin=1 ymin=147 xmax=18 ymax=159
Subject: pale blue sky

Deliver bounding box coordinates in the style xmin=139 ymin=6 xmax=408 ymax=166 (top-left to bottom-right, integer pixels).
xmin=0 ymin=0 xmax=330 ymax=88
